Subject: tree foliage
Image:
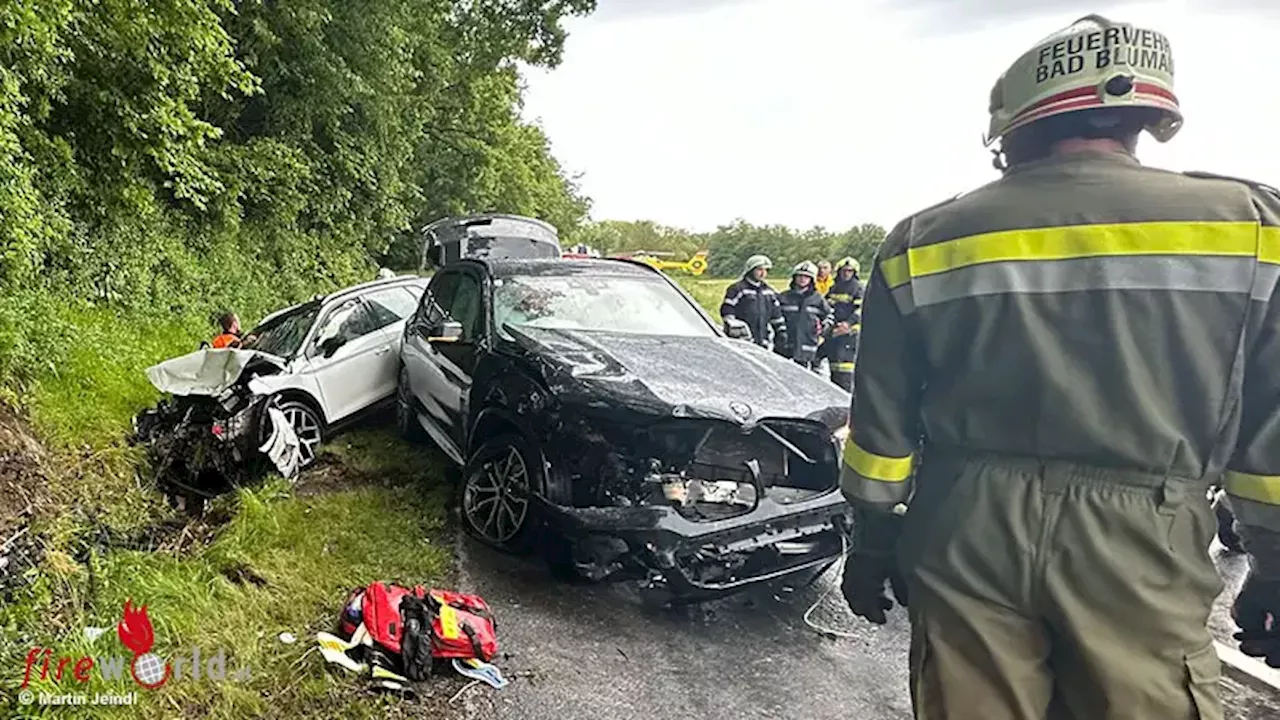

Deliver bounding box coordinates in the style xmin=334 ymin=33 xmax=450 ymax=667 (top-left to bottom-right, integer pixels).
xmin=573 ymin=218 xmax=887 ymax=277
xmin=0 ymin=0 xmax=594 ymax=388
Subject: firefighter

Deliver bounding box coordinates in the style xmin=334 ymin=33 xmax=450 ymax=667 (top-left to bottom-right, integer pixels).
xmin=820 ymin=257 xmax=863 ymax=391
xmin=776 ymin=261 xmax=832 ymax=370
xmin=814 ymin=260 xmax=834 ymax=296
xmin=839 ymin=14 xmax=1280 ymax=720
xmin=720 ymin=255 xmax=786 ymax=350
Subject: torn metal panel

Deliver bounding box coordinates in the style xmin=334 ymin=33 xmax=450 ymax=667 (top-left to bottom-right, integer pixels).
xmin=259 ymin=406 xmax=303 ymax=479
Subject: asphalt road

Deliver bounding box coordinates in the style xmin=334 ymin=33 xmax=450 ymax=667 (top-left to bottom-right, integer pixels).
xmin=449 ymin=531 xmax=1279 ymax=720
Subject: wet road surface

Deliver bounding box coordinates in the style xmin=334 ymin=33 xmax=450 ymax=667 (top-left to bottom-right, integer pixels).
xmin=451 ymin=532 xmax=1279 ymax=720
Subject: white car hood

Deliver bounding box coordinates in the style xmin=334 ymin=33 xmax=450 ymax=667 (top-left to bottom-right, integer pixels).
xmin=145 ymin=348 xmax=288 ymax=396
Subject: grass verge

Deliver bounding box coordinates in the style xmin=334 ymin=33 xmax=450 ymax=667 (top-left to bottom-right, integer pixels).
xmin=1 ymin=300 xmax=459 ymax=718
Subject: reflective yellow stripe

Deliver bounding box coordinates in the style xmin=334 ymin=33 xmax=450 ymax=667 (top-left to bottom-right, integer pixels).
xmin=1226 ymin=470 xmax=1280 ymax=505
xmin=831 ymin=362 xmax=855 ymax=372
xmin=909 ymin=221 xmax=1259 ymax=279
xmin=842 ymin=440 xmax=913 ymax=482
xmin=1263 ymin=227 xmax=1280 ymax=265
xmin=881 ymin=255 xmax=910 ymax=289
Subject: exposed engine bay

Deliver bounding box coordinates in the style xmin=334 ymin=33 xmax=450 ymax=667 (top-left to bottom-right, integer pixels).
xmin=537 ymin=413 xmax=852 ymax=603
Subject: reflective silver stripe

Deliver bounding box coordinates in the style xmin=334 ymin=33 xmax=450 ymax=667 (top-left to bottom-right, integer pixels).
xmin=740 ymin=288 xmax=758 ymax=296
xmin=722 ymin=296 xmax=740 ymax=306
xmin=781 ymin=304 xmax=799 ymax=312
xmin=891 ymin=284 xmax=915 ymax=315
xmin=839 ymin=467 xmax=911 ymax=506
xmin=804 ymin=306 xmax=824 ymax=315
xmin=911 ymin=255 xmax=1268 ymax=308
xmin=801 ymin=344 xmax=818 ymax=351
xmin=1254 ymin=263 xmax=1280 ymax=301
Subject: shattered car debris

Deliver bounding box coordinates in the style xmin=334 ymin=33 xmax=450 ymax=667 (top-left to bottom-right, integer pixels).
xmin=132 ymin=349 xmax=301 ymax=509
xmin=397 ymin=253 xmax=854 ymax=603
xmin=132 ymin=275 xmax=429 ymax=508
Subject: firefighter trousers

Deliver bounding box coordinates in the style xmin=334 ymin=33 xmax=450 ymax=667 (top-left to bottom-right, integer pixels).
xmin=898 ymin=453 xmax=1225 ymax=720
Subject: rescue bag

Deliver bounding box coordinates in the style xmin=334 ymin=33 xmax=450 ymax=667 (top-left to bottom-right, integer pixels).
xmin=337 ymin=581 xmax=499 ymax=682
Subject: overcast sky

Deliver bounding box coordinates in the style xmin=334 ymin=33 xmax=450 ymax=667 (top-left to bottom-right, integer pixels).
xmin=520 ymin=0 xmax=1280 ymax=232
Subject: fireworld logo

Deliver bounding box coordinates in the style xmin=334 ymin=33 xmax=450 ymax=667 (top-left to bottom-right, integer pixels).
xmin=20 ymin=599 xmax=251 ymax=689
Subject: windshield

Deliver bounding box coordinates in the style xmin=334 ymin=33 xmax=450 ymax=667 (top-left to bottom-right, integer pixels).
xmin=247 ymin=304 xmax=320 ymax=358
xmin=493 ymin=274 xmax=713 ymax=338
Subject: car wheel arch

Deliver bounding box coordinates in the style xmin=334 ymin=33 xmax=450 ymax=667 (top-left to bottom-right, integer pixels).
xmin=269 ymin=390 xmax=326 ymax=430
xmin=468 ymin=408 xmax=564 ymax=502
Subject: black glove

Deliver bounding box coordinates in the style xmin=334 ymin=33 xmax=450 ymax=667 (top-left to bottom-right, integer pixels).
xmin=841 ymin=509 xmax=908 ymax=625
xmin=1234 ymin=571 xmax=1280 ymax=668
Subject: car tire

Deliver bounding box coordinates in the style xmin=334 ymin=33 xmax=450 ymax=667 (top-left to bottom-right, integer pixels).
xmin=395 ymin=367 xmax=426 ymax=443
xmin=459 ymin=433 xmax=538 ymax=553
xmin=265 ymin=397 xmax=325 ymax=469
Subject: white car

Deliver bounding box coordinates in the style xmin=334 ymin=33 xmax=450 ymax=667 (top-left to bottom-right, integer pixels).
xmin=236 ymin=274 xmax=429 ymax=463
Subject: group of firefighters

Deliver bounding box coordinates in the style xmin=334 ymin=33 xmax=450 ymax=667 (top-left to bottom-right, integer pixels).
xmin=760 ymin=13 xmax=1277 ymax=720
xmin=718 ymin=255 xmax=865 ymax=391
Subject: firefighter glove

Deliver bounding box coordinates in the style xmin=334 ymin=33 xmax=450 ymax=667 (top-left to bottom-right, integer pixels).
xmin=841 ymin=509 xmax=907 ymax=625
xmin=1233 ymin=571 xmax=1280 ymax=668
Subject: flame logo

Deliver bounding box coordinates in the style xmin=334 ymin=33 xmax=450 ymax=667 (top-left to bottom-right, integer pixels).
xmin=117 ymin=599 xmax=171 ymax=689
xmin=117 ymin=599 xmax=155 ymax=655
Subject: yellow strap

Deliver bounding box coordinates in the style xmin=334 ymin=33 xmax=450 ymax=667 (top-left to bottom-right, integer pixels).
xmin=1226 ymin=470 xmax=1280 ymax=505
xmin=842 ymin=440 xmax=913 ymax=482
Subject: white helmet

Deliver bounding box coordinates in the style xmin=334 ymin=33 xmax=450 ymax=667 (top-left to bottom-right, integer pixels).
xmin=985 ymin=15 xmax=1180 ymax=147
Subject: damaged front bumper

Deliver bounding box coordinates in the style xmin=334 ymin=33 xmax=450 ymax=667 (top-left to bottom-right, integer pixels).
xmin=536 ymin=488 xmax=852 ymax=604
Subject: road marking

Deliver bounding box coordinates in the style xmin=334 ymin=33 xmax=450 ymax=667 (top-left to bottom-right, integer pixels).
xmin=1216 ymin=640 xmax=1280 ymax=692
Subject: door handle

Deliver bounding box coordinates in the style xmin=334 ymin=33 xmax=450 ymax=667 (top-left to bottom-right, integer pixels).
xmin=375 ymin=347 xmax=392 ymax=355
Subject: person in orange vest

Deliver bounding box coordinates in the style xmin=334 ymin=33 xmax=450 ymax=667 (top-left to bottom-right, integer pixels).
xmin=211 ymin=313 xmax=244 ymax=349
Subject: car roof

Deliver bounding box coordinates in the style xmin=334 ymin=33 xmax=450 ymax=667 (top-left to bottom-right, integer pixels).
xmin=473 ymin=257 xmax=666 ymax=280
xmin=257 ymin=275 xmax=427 ymax=325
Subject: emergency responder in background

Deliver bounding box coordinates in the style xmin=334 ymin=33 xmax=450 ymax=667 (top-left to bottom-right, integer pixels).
xmin=814 ymin=260 xmax=834 ymax=296
xmin=720 ymin=255 xmax=786 ymax=350
xmin=818 ymin=256 xmax=863 ymax=391
xmin=775 ymin=261 xmax=832 ymax=370
xmin=839 ymin=14 xmax=1280 ymax=720
xmin=212 ymin=313 xmax=244 ymax=349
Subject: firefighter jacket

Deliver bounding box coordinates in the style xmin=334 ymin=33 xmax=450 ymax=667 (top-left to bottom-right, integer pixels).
xmin=820 ymin=276 xmax=863 ymax=373
xmin=720 ymin=276 xmax=785 ymax=349
xmin=839 ymin=151 xmax=1280 ymax=572
xmin=776 ymin=283 xmax=832 ymax=363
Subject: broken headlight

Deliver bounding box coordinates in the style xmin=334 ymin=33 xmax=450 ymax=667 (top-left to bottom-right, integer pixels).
xmin=644 ymin=470 xmax=759 ymax=520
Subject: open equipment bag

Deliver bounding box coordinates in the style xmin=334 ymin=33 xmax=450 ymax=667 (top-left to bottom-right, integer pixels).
xmin=336 ymin=581 xmax=498 ymax=682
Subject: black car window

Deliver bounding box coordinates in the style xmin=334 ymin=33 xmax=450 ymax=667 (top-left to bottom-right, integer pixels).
xmin=444 ymin=273 xmax=483 ymax=340
xmin=418 ymin=272 xmax=459 ymax=330
xmin=365 ymin=286 xmax=421 ymax=331
xmin=314 ymin=299 xmax=379 ymax=351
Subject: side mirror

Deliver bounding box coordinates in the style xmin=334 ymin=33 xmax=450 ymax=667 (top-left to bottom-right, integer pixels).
xmin=429 ymin=321 xmax=464 ymax=343
xmin=724 ymin=318 xmax=750 ymax=340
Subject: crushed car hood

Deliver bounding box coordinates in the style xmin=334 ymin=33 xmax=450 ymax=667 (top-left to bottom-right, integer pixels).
xmin=505 ymin=326 xmax=849 ymax=424
xmin=145 ymin=349 xmax=287 ymax=396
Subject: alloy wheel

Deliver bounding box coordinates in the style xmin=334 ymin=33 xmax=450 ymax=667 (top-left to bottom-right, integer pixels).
xmin=281 ymin=403 xmax=322 ymax=466
xmin=463 ymin=446 xmax=530 ymax=544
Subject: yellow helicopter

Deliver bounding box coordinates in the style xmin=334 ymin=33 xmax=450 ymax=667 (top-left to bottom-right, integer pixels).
xmin=622 ymin=250 xmax=710 ymax=276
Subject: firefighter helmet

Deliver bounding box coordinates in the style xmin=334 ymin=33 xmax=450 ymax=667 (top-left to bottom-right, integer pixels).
xmin=792 ymin=261 xmax=818 ymax=280
xmin=985 ymin=14 xmax=1180 ymax=146
xmin=743 ymin=255 xmax=773 ymax=275
xmin=835 ymin=257 xmax=860 ymax=275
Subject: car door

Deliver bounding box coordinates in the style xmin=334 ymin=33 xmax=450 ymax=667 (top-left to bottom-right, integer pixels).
xmin=305 ymin=297 xmax=390 ymax=423
xmin=432 ymin=270 xmax=484 ymax=453
xmin=401 ymin=269 xmax=483 ymax=460
xmin=361 ymin=284 xmax=426 ymax=404
xmin=402 ymin=271 xmax=464 ymax=461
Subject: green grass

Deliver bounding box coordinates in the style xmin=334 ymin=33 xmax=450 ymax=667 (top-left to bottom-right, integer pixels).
xmin=1 ymin=300 xmax=458 ymax=718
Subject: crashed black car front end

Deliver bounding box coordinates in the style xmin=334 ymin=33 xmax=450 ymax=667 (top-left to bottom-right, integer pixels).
xmin=491 ymin=318 xmax=854 ymax=604
xmin=538 ymin=413 xmax=852 ymax=603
